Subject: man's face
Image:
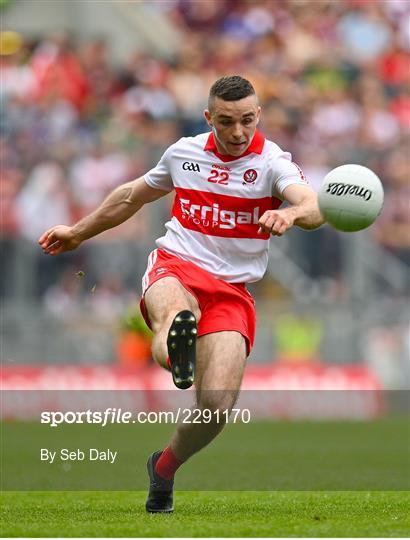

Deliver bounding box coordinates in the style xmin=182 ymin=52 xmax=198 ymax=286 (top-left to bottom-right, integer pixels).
xmin=204 ymin=95 xmax=261 ymax=156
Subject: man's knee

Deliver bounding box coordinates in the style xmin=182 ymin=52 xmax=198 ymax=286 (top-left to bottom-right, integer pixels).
xmin=145 ymin=277 xmax=201 ymax=331
xmin=197 ymin=390 xmax=238 ymax=417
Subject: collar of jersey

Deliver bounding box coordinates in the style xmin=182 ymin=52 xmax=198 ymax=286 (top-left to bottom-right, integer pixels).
xmin=204 ymin=129 xmax=265 ymax=162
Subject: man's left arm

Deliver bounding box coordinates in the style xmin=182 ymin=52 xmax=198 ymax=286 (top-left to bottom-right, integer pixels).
xmin=258 ymin=184 xmax=325 ymax=237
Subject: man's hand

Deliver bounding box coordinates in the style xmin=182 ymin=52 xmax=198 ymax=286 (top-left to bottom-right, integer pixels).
xmin=258 ymin=185 xmax=325 ymax=236
xmin=38 ymin=226 xmax=82 ymax=255
xmin=258 ymin=209 xmax=295 ymax=237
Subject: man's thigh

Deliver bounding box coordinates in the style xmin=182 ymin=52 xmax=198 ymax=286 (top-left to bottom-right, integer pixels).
xmin=195 ymin=331 xmax=247 ymax=393
xmin=140 ymin=249 xmax=255 ymax=352
xmin=143 ymin=276 xmax=201 ymax=330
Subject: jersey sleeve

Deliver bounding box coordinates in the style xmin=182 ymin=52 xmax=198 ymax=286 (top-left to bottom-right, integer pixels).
xmin=144 ymin=145 xmax=174 ymax=192
xmin=269 ymin=152 xmax=308 ymax=198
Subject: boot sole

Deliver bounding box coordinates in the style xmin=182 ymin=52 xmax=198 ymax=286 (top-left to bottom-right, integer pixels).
xmin=167 ymin=310 xmax=197 ymax=390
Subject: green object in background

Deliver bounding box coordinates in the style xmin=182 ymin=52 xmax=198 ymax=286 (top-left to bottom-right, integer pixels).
xmin=0 ymin=0 xmax=11 ymax=10
xmin=303 ymin=66 xmax=348 ymax=93
xmin=120 ymin=306 xmax=152 ymax=337
xmin=275 ymin=313 xmax=323 ymax=360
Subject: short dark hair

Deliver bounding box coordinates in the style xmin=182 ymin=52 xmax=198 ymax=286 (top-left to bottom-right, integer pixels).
xmin=208 ymin=76 xmax=256 ymax=111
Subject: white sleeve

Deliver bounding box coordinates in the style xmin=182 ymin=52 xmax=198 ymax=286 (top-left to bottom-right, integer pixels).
xmin=144 ymin=145 xmax=174 ymax=192
xmin=270 ymin=152 xmax=308 ymax=198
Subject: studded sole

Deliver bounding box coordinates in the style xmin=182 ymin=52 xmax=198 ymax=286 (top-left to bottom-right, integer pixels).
xmin=166 ymin=310 xmax=197 ymax=390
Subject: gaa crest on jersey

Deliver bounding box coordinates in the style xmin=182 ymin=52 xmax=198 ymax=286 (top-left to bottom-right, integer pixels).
xmin=243 ymin=169 xmax=258 ymax=184
xmin=182 ymin=161 xmax=201 ymax=172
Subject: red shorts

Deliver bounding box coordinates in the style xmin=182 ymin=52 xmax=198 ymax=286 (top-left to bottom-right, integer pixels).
xmin=140 ymin=249 xmax=256 ymax=355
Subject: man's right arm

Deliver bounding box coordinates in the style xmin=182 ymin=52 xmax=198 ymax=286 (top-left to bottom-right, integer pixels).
xmin=39 ymin=176 xmax=170 ymax=255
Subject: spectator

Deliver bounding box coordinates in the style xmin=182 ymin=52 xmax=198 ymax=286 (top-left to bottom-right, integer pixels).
xmin=373 ymin=149 xmax=410 ymax=265
xmin=15 ymin=160 xmax=74 ymax=242
xmin=69 ymin=140 xmax=133 ymax=213
xmin=30 ymin=32 xmax=90 ymax=111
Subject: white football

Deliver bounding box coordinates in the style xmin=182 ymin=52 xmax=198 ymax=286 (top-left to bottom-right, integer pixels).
xmin=318 ymin=164 xmax=384 ymax=232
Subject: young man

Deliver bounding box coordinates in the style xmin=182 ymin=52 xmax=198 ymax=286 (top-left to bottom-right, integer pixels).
xmin=39 ymin=76 xmax=325 ymax=512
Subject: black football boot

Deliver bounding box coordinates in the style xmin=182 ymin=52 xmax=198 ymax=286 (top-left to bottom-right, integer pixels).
xmin=145 ymin=451 xmax=174 ymax=513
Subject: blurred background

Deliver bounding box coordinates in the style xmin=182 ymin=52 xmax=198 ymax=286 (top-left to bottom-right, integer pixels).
xmin=1 ymin=0 xmax=409 ymax=390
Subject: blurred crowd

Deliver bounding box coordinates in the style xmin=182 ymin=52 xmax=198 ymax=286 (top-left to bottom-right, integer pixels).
xmin=1 ymin=0 xmax=409 ymax=311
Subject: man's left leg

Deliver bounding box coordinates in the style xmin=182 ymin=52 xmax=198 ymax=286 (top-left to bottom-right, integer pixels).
xmin=146 ymin=330 xmax=247 ymax=512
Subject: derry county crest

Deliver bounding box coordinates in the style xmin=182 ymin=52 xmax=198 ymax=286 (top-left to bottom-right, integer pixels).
xmin=243 ymin=169 xmax=258 ymax=184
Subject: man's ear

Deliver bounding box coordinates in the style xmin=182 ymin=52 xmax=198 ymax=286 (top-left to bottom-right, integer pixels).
xmin=204 ymin=109 xmax=212 ymax=126
xmin=256 ymin=106 xmax=261 ymax=125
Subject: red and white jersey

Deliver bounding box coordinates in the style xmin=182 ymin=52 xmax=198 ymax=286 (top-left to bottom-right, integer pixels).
xmin=144 ymin=130 xmax=307 ymax=283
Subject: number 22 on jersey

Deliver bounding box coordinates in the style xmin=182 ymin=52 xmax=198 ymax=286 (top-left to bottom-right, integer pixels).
xmin=207 ymin=169 xmax=229 ymax=185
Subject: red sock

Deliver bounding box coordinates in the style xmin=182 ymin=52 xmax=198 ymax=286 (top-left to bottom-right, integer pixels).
xmin=166 ymin=356 xmax=172 ymax=370
xmin=155 ymin=446 xmax=183 ymax=480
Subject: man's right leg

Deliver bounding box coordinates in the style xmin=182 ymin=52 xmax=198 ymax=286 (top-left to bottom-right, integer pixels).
xmin=144 ymin=276 xmax=201 ymax=369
